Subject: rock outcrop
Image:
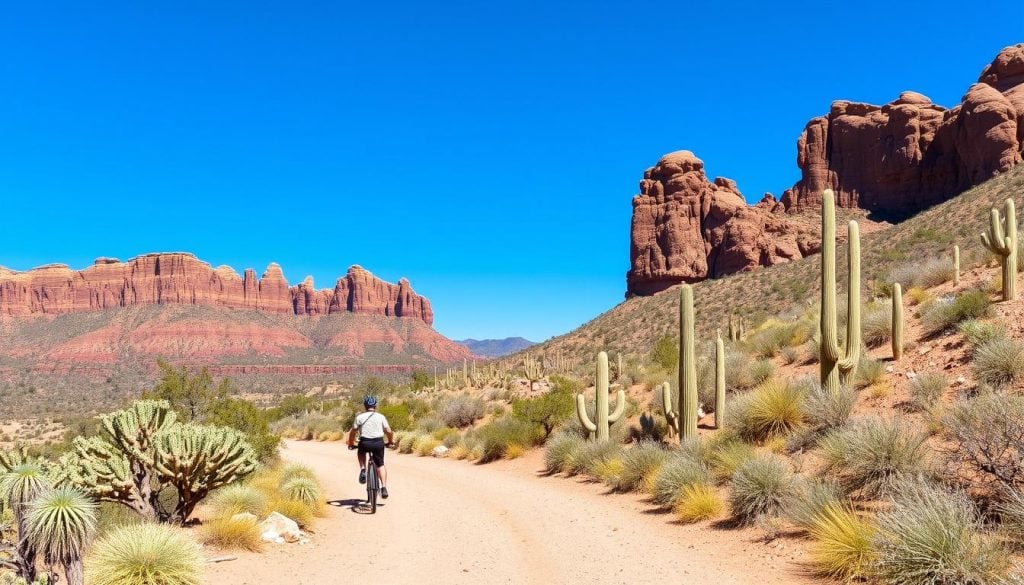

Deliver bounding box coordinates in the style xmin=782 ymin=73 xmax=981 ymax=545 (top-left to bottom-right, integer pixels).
xmin=627 ymin=44 xmax=1024 ymax=296
xmin=0 ymin=253 xmax=434 ymax=325
xmin=781 ymin=44 xmax=1024 ymax=214
xmin=628 ymin=151 xmax=820 ymax=295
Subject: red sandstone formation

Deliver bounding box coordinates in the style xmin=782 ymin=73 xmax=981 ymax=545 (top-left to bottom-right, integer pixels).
xmin=0 ymin=253 xmax=434 ymax=325
xmin=628 ymin=151 xmax=820 ymax=295
xmin=627 ymin=44 xmax=1024 ymax=296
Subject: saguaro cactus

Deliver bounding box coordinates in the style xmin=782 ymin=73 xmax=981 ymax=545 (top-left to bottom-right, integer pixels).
xmin=715 ymin=329 xmax=726 ymax=429
xmin=953 ymin=245 xmax=961 ymax=286
xmin=678 ymin=284 xmax=698 ymax=440
xmin=575 ymin=351 xmax=625 ymax=442
xmin=820 ymin=189 xmax=862 ymax=393
xmin=981 ymin=198 xmax=1018 ymax=301
xmin=892 ymin=283 xmax=903 ymax=361
xmin=661 ymin=381 xmax=678 ymax=437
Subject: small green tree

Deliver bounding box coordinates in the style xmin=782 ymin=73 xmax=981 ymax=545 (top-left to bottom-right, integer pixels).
xmin=377 ymin=403 xmax=412 ymax=431
xmin=206 ymin=398 xmax=280 ymax=462
xmin=651 ymin=336 xmax=679 ymax=371
xmin=512 ymin=375 xmax=579 ymax=438
xmin=144 ymin=360 xmax=232 ymax=422
xmin=410 ymin=371 xmax=432 ymax=392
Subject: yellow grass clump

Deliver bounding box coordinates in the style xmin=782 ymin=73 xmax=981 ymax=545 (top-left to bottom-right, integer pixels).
xmin=503 ymin=443 xmax=526 ymax=459
xmin=807 ymin=504 xmax=876 ymax=582
xmin=199 ymin=514 xmax=263 ymax=552
xmin=674 ymin=484 xmax=724 ymax=524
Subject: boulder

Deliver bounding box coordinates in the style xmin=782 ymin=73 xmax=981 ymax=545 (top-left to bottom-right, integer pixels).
xmin=432 ymin=445 xmax=450 ymax=458
xmin=259 ymin=512 xmax=303 ymax=544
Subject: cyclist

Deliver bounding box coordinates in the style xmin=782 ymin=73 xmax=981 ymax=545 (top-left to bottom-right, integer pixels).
xmin=347 ymin=395 xmax=394 ymax=498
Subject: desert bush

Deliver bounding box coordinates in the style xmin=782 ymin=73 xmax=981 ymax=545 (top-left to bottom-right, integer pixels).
xmin=414 ymin=436 xmax=441 ymax=457
xmin=945 ymin=393 xmax=1024 ymax=489
xmin=728 ymin=456 xmax=798 ymax=524
xmin=398 ymin=433 xmax=419 ymax=454
xmin=906 ymin=286 xmax=931 ymax=306
xmin=651 ymin=452 xmax=711 ymax=507
xmin=808 ymin=503 xmax=876 ymax=582
xmin=281 ymin=477 xmax=321 ymax=506
xmin=209 ymin=484 xmax=267 ymax=518
xmin=473 ymin=417 xmax=544 ymax=464
xmin=608 ymin=441 xmax=668 ymax=493
xmin=726 ymin=381 xmax=804 ymax=443
xmin=873 ymin=479 xmax=1010 ymax=585
xmin=674 ymin=484 xmax=724 ymax=524
xmin=413 ymin=416 xmax=444 ymax=434
xmin=85 ymin=523 xmax=202 ymax=585
xmin=818 ymin=416 xmax=931 ymax=498
xmin=198 ymin=514 xmax=262 ymax=551
xmin=725 ymin=349 xmax=754 ymax=389
xmin=650 ymin=336 xmax=678 ymax=371
xmin=278 ymin=462 xmax=316 ymax=484
xmin=568 ymin=440 xmax=621 ymax=478
xmin=785 ymin=478 xmax=845 ymax=531
xmin=511 ymin=385 xmax=575 ymax=439
xmin=709 ymin=439 xmax=756 ymax=484
xmin=803 ymin=382 xmax=855 ymax=433
xmin=908 ymin=372 xmax=947 ymax=412
xmin=747 ymin=322 xmax=799 ymax=359
xmin=973 ymin=338 xmax=1024 ymax=389
xmin=997 ymin=486 xmax=1024 ymax=548
xmin=921 ymin=290 xmax=991 ymax=335
xmin=854 ymin=357 xmax=886 ymax=389
xmin=781 ymin=346 xmax=800 ymax=365
xmin=862 ymin=303 xmax=893 ymax=348
xmin=543 ymin=433 xmax=584 ymax=473
xmin=959 ymin=319 xmax=1007 ymax=351
xmin=437 ymin=395 xmax=486 ymax=428
xmin=377 ymin=403 xmax=411 ymax=431
xmin=749 ymin=360 xmax=775 ymax=386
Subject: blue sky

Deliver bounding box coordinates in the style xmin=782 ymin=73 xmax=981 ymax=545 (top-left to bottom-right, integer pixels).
xmin=0 ymin=2 xmax=1021 ymax=341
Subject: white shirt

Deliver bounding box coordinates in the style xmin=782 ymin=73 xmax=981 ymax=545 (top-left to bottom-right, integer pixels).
xmin=353 ymin=411 xmax=390 ymax=439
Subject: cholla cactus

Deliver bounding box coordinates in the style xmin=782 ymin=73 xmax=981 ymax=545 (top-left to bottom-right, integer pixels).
xmin=58 ymin=401 xmax=256 ymax=524
xmin=152 ymin=424 xmax=258 ymax=523
xmin=981 ymin=198 xmax=1018 ymax=301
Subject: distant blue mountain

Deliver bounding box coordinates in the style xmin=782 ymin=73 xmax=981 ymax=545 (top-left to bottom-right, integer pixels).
xmin=457 ymin=337 xmax=536 ymax=358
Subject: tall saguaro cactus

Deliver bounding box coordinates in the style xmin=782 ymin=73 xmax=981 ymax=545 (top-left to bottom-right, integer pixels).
xmin=678 ymin=285 xmax=698 ymax=440
xmin=820 ymin=189 xmax=862 ymax=393
xmin=715 ymin=329 xmax=726 ymax=429
xmin=981 ymin=198 xmax=1018 ymax=301
xmin=575 ymin=351 xmax=625 ymax=442
xmin=892 ymin=283 xmax=903 ymax=361
xmin=661 ymin=381 xmax=678 ymax=437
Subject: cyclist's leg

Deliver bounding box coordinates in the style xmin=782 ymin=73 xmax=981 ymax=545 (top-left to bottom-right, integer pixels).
xmin=371 ymin=441 xmax=387 ymax=486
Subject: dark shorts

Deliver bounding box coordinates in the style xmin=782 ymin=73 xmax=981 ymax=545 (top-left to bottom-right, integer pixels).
xmin=358 ymin=437 xmax=386 ymax=467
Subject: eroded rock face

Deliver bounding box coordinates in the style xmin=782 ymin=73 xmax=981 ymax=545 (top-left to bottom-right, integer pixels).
xmin=0 ymin=253 xmax=435 ymax=325
xmin=627 ymin=44 xmax=1024 ymax=296
xmin=781 ymin=44 xmax=1024 ymax=214
xmin=627 ymin=151 xmax=819 ymax=295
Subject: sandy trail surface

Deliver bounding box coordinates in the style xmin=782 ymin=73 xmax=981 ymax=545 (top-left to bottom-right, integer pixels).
xmin=204 ymin=440 xmax=816 ymax=585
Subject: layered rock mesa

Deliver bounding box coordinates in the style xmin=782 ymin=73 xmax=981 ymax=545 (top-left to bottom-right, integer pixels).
xmin=627 ymin=43 xmax=1024 ymax=296
xmin=0 ymin=253 xmax=434 ymax=325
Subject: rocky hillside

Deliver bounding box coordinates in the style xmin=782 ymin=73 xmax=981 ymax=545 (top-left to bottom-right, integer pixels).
xmin=543 ymin=163 xmax=1024 ymax=367
xmin=627 ymin=43 xmax=1024 ymax=296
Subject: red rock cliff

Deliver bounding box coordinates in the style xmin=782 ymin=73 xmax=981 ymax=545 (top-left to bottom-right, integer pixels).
xmin=627 ymin=44 xmax=1024 ymax=296
xmin=0 ymin=253 xmax=434 ymax=325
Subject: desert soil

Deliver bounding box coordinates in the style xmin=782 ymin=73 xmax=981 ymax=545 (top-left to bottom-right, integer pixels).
xmin=204 ymin=440 xmax=816 ymax=585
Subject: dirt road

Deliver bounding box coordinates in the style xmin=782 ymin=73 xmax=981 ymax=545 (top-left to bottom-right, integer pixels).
xmin=204 ymin=441 xmax=815 ymax=585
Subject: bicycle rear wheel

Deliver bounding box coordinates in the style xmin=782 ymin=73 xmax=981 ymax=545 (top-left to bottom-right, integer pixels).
xmin=367 ymin=460 xmax=378 ymax=513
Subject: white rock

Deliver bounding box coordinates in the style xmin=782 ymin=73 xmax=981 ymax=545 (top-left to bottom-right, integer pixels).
xmin=432 ymin=445 xmax=450 ymax=458
xmin=259 ymin=512 xmax=302 ymax=544
xmin=906 ymin=371 xmax=918 ymax=380
xmin=956 ymin=376 xmax=967 ymax=385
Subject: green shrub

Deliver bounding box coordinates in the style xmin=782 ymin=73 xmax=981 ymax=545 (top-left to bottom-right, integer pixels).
xmin=959 ymin=320 xmax=1006 ymax=351
xmin=908 ymin=372 xmax=947 ymax=412
xmin=543 ymin=433 xmax=585 ymax=474
xmin=749 ymin=359 xmax=774 ymax=386
xmin=873 ymin=479 xmax=1010 ymax=584
xmin=377 ymin=403 xmax=412 ymax=431
xmin=209 ymin=484 xmax=267 ymax=518
xmin=726 ymin=381 xmax=804 ymax=443
xmin=973 ymin=338 xmax=1024 ymax=388
xmin=511 ymin=386 xmax=575 ymax=439
xmin=651 ymin=452 xmax=711 ymax=507
xmin=854 ymin=357 xmax=886 ymax=389
xmin=650 ymin=336 xmax=678 ymax=371
xmin=568 ymin=440 xmax=621 ymax=477
xmin=728 ymin=456 xmax=798 ymax=524
xmin=921 ymin=290 xmax=991 ymax=335
xmin=818 ymin=417 xmax=930 ymax=498
xmin=608 ymin=441 xmax=668 ymax=493
xmin=85 ymin=523 xmax=202 ymax=585
xmin=785 ymin=478 xmax=845 ymax=531
xmin=474 ymin=418 xmax=543 ymax=463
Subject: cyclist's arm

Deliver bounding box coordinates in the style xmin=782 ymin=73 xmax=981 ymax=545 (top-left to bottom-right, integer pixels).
xmin=384 ymin=427 xmax=394 ymax=445
xmin=347 ymin=428 xmax=358 ymax=448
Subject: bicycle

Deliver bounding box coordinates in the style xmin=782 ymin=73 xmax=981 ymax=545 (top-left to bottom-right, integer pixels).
xmin=349 ymin=442 xmax=392 ymax=513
